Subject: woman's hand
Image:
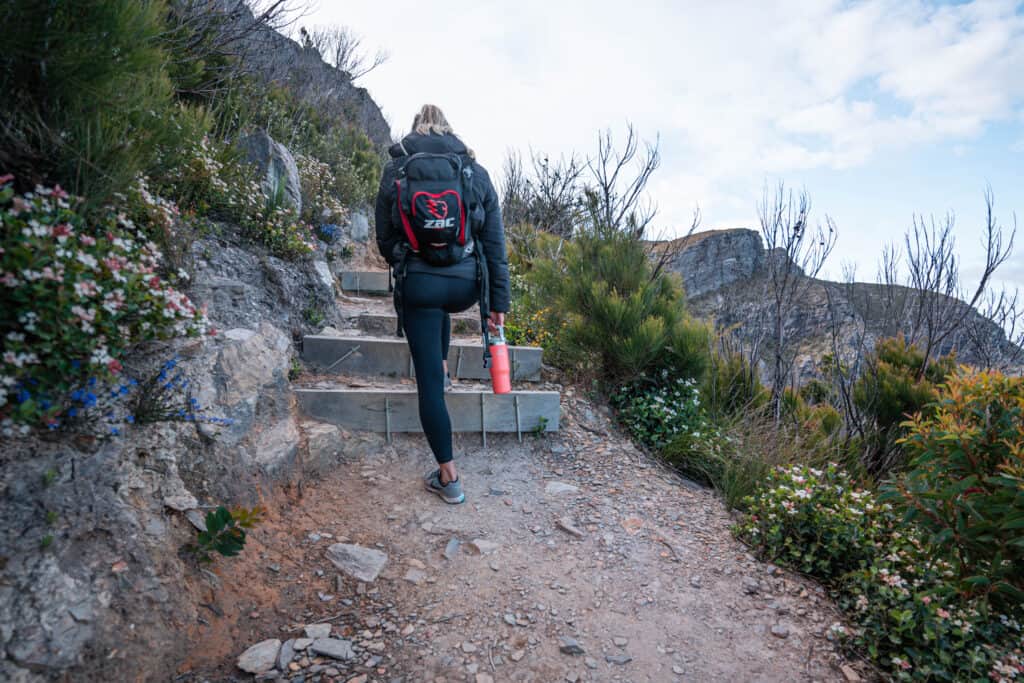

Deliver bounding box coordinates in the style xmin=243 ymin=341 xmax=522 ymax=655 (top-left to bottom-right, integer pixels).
xmin=488 ymin=311 xmax=505 ymax=334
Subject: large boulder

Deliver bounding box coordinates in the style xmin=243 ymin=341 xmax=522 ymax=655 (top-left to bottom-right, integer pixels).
xmin=239 ymin=130 xmax=302 ymax=214
xmin=189 ymin=237 xmax=340 ymax=334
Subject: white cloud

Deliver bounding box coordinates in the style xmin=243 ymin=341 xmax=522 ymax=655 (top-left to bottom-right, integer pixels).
xmin=304 ymin=0 xmax=1024 ymax=290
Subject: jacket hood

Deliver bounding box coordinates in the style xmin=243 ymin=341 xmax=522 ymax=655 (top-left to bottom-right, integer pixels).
xmin=388 ymin=132 xmax=470 ymax=159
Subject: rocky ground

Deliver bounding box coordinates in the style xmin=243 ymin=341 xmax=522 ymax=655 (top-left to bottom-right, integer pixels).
xmin=179 ymin=390 xmax=870 ymax=683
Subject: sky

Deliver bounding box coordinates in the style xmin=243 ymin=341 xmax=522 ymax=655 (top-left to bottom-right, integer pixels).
xmin=303 ymin=0 xmax=1024 ymax=295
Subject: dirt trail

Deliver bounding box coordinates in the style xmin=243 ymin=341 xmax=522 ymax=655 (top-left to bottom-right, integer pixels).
xmin=185 ymin=397 xmax=864 ymax=682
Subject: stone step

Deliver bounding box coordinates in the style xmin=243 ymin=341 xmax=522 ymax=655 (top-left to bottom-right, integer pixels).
xmin=295 ymin=388 xmax=560 ymax=436
xmin=340 ymin=271 xmax=390 ymax=296
xmin=357 ymin=312 xmax=480 ymax=337
xmin=302 ymin=335 xmax=542 ymax=381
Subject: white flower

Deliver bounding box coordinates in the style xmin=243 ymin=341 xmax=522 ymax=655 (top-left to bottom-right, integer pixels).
xmin=76 ymin=252 xmax=99 ymax=269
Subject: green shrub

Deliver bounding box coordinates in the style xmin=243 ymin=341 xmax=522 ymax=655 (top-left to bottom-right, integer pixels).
xmin=738 ymin=463 xmax=893 ymax=576
xmin=839 ymin=528 xmax=1021 ymax=682
xmin=505 ymin=235 xmax=566 ymax=348
xmin=0 ymin=0 xmax=180 ymax=203
xmin=0 ymin=179 xmax=208 ymax=427
xmin=611 ymin=375 xmax=710 ymax=449
xmin=529 ymin=229 xmax=710 ymax=384
xmin=700 ymin=348 xmax=768 ymax=419
xmin=853 ymin=335 xmax=956 ymax=475
xmin=185 ymin=506 xmax=265 ymax=564
xmin=886 ymin=369 xmax=1024 ymax=606
xmin=305 ymin=125 xmax=381 ymax=207
xmin=738 ymin=461 xmax=1024 ymax=681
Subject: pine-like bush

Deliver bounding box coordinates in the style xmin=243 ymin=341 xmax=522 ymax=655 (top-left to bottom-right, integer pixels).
xmin=0 ymin=0 xmax=181 ymax=202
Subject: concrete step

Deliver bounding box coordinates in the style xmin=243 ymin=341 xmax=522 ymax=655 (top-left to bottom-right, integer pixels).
xmin=294 ymin=387 xmax=560 ymax=437
xmin=357 ymin=312 xmax=480 ymax=337
xmin=302 ymin=335 xmax=542 ymax=381
xmin=340 ymin=271 xmax=390 ymax=296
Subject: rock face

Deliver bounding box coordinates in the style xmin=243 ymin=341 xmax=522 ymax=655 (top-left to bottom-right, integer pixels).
xmin=655 ymin=229 xmax=765 ymax=299
xmin=656 ymin=228 xmax=1022 ymax=380
xmin=0 ymin=247 xmax=345 ymax=682
xmin=189 ymin=237 xmax=340 ymax=334
xmin=218 ymin=0 xmax=390 ymax=147
xmin=239 ymin=130 xmax=302 ymax=214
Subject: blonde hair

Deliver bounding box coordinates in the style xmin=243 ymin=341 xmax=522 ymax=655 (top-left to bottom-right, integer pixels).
xmin=411 ymin=104 xmax=453 ymax=135
xmin=410 ymin=104 xmax=475 ymax=158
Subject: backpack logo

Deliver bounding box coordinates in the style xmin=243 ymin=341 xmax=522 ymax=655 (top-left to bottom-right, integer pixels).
xmin=426 ymin=198 xmax=448 ymax=220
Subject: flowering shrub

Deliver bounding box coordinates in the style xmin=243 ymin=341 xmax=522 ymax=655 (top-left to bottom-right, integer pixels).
xmin=249 ymin=206 xmax=319 ymax=259
xmin=739 ymin=463 xmax=1024 ymax=681
xmin=840 ymin=529 xmax=1022 ymax=681
xmin=52 ymin=358 xmax=234 ymax=436
xmin=612 ymin=375 xmax=710 ymax=449
xmin=116 ymin=175 xmax=194 ymax=272
xmin=160 ymin=138 xmax=317 ymax=259
xmin=738 ymin=464 xmax=895 ymax=576
xmin=887 ymin=369 xmax=1024 ymax=605
xmin=162 ymin=136 xmax=263 ymax=221
xmin=504 ymin=263 xmax=564 ymax=349
xmin=0 ymin=178 xmax=208 ymax=426
xmin=318 ymin=223 xmax=343 ymax=243
xmin=296 ymin=153 xmax=349 ymax=225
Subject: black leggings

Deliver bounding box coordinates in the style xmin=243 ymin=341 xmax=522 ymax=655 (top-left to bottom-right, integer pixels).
xmin=402 ymin=271 xmax=478 ymax=464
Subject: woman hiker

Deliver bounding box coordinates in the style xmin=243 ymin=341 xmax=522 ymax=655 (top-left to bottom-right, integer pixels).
xmin=374 ymin=104 xmax=511 ymax=504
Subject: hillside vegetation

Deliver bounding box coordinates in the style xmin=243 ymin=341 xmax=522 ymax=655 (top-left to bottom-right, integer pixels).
xmin=503 ymin=137 xmax=1023 ymax=681
xmin=1 ymin=0 xmax=382 ymax=429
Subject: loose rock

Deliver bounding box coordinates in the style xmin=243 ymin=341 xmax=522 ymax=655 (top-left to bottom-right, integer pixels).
xmin=545 ymin=482 xmax=579 ymax=495
xmin=276 ymin=639 xmax=295 ymax=670
xmin=468 ymin=539 xmax=500 ymax=555
xmin=310 ymin=637 xmax=355 ymax=661
xmin=771 ymin=623 xmax=790 ymax=639
xmin=404 ymin=569 xmax=427 ymax=585
xmin=304 ymin=623 xmax=332 ymax=639
xmin=559 ymin=636 xmax=585 ymax=655
xmin=325 ymin=543 xmax=389 ymax=583
xmin=556 ymin=518 xmax=585 ymax=538
xmin=237 ymin=639 xmax=281 ymax=674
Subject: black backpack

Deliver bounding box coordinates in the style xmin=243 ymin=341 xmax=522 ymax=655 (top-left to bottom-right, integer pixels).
xmin=394 ymin=152 xmax=477 ymax=266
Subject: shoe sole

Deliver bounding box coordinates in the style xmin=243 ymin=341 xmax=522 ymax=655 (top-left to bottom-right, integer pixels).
xmin=424 ymin=481 xmax=465 ymax=505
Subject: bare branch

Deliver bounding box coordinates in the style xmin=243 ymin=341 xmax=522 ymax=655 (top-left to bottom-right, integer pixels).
xmin=757 ymin=182 xmax=838 ymax=423
xmin=583 ymin=124 xmax=660 ymax=239
xmin=299 ymin=25 xmax=389 ymax=81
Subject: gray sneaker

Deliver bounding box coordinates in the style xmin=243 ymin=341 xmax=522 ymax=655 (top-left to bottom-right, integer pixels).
xmin=444 ymin=374 xmax=454 ymax=392
xmin=424 ymin=469 xmax=465 ymax=504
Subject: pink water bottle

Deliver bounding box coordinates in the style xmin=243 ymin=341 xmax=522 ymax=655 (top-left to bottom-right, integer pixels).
xmin=488 ymin=326 xmax=512 ymax=394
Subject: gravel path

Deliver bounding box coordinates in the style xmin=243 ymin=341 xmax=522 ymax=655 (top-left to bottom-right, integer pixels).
xmin=189 ymin=395 xmax=865 ymax=682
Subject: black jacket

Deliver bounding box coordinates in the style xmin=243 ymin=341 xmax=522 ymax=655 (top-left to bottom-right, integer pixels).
xmin=374 ymin=132 xmax=511 ymax=313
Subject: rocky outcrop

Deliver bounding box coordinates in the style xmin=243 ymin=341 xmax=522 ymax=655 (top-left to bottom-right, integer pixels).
xmin=0 ymin=229 xmax=352 ymax=681
xmin=0 ymin=314 xmax=314 ymax=681
xmin=189 ymin=236 xmax=341 ymax=335
xmin=653 ymin=229 xmax=765 ymax=298
xmin=239 ymin=130 xmax=302 ymax=213
xmin=657 ymin=228 xmax=1022 ymax=380
xmin=220 ymin=1 xmax=391 ymax=148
